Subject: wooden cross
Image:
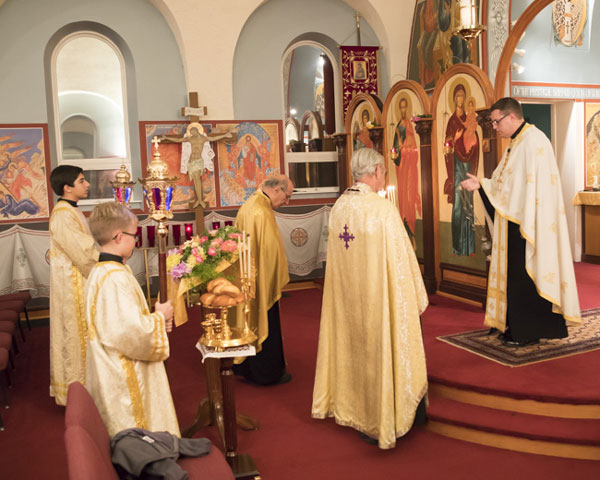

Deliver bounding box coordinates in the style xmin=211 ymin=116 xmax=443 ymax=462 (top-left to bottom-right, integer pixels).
xmin=181 ymin=92 xmax=208 ymax=122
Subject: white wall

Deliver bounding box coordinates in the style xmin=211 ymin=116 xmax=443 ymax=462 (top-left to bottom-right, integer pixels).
xmin=0 ymin=0 xmax=187 ymax=124
xmin=554 ymin=101 xmax=584 ymax=261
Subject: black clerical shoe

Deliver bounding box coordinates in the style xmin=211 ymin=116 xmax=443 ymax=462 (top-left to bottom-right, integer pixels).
xmin=275 ymin=372 xmax=292 ymax=385
xmin=501 ymin=338 xmax=539 ymax=348
xmin=488 ymin=327 xmax=499 ymax=335
xmin=358 ymin=432 xmax=378 ymax=446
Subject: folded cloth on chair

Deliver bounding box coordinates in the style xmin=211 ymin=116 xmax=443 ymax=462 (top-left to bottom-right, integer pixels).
xmin=111 ymin=428 xmax=211 ymax=480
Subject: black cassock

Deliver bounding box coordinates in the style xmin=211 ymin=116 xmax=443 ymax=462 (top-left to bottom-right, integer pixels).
xmin=480 ymin=189 xmax=568 ymax=342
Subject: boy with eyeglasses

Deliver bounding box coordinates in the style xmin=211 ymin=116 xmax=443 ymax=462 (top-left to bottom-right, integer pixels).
xmin=84 ymin=201 xmax=179 ymax=436
xmin=49 ymin=165 xmax=99 ymax=405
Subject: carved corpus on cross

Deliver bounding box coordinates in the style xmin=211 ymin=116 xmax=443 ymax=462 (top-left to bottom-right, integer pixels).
xmin=338 ymin=224 xmax=355 ymax=249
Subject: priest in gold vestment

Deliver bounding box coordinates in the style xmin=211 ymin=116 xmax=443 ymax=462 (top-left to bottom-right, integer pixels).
xmin=84 ymin=202 xmax=179 ymax=437
xmin=49 ymin=165 xmax=99 ymax=405
xmin=232 ymin=175 xmax=293 ymax=385
xmin=312 ymin=149 xmax=429 ymax=449
xmin=462 ymin=98 xmax=581 ymax=347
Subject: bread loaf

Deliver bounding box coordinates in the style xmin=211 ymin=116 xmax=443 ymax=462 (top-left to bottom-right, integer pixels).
xmin=200 ymin=293 xmax=215 ymax=305
xmin=207 ymin=277 xmax=229 ymax=292
xmin=213 ymin=283 xmax=241 ymax=297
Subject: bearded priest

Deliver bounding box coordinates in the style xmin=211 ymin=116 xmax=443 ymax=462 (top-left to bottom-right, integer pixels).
xmin=312 ymin=148 xmax=429 ymax=449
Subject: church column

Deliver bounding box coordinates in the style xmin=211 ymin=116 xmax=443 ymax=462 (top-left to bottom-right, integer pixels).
xmin=334 ymin=133 xmax=350 ymax=192
xmin=323 ymin=55 xmax=336 ymax=135
xmin=414 ymin=118 xmax=437 ymax=294
xmin=477 ymin=109 xmax=497 ymax=177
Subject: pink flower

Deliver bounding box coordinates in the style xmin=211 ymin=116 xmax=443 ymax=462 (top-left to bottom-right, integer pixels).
xmin=194 ymin=254 xmax=204 ymax=263
xmin=210 ymin=237 xmax=223 ymax=248
xmin=228 ymin=233 xmax=241 ymax=239
xmin=207 ymin=247 xmax=217 ymax=256
xmin=221 ymin=239 xmax=238 ymax=253
xmin=199 ymin=236 xmax=208 ymax=243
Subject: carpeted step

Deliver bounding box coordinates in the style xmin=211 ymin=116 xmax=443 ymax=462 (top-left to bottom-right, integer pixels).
xmin=426 ymin=394 xmax=600 ymax=446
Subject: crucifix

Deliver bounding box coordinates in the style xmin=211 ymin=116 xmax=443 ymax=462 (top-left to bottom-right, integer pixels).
xmin=160 ymin=92 xmax=236 ymax=234
xmin=339 ymin=224 xmax=355 ymax=249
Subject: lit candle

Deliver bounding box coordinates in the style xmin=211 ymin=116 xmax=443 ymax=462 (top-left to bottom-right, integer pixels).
xmin=212 ymin=221 xmax=221 ymax=230
xmin=184 ymin=223 xmax=193 ymax=240
xmin=238 ymin=240 xmax=244 ymax=277
xmin=386 ymin=185 xmax=396 ymax=205
xmin=247 ymin=233 xmax=251 ymax=277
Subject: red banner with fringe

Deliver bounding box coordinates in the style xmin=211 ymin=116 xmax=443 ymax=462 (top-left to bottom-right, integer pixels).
xmin=340 ymin=46 xmax=379 ymax=118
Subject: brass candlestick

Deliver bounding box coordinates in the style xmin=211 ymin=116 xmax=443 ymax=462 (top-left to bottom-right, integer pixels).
xmin=196 ymin=270 xmax=256 ymax=351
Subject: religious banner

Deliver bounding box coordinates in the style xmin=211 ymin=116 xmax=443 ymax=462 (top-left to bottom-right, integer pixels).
xmin=0 ymin=225 xmax=51 ymax=296
xmin=140 ymin=121 xmax=218 ymax=210
xmin=584 ymin=101 xmax=600 ymax=189
xmin=215 ymin=121 xmax=284 ymax=207
xmin=340 ymin=46 xmax=379 ymax=118
xmin=204 ymin=208 xmax=330 ymax=276
xmin=0 ymin=125 xmax=52 ymax=223
xmin=407 ymin=0 xmax=480 ymax=91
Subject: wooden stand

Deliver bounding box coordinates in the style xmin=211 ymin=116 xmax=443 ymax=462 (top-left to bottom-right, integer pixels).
xmin=182 ymin=303 xmax=260 ymax=479
xmin=183 ymin=356 xmax=260 ymax=479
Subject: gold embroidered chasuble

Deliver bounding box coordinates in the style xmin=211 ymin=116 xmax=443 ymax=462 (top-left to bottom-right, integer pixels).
xmin=49 ymin=201 xmax=99 ymax=405
xmin=481 ymin=124 xmax=581 ymax=331
xmin=233 ymin=189 xmax=289 ymax=354
xmin=312 ymin=182 xmax=428 ymax=449
xmin=84 ymin=261 xmax=180 ymax=437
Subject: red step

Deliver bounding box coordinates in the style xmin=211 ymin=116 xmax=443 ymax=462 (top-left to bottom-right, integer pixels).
xmin=427 ymin=394 xmax=600 ymax=446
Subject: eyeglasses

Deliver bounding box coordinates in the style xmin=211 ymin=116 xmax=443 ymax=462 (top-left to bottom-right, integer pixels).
xmin=113 ymin=231 xmax=139 ymax=242
xmin=280 ymin=187 xmax=293 ymax=200
xmin=491 ymin=114 xmax=509 ymax=127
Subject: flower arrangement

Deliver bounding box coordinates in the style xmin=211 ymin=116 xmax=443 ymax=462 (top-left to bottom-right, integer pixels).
xmin=167 ymin=225 xmax=242 ymax=287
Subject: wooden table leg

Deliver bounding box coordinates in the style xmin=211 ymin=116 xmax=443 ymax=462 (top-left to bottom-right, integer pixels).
xmin=182 ymin=356 xmax=258 ymax=439
xmin=182 ymin=357 xmax=223 ymax=439
xmin=221 ymin=358 xmax=260 ymax=479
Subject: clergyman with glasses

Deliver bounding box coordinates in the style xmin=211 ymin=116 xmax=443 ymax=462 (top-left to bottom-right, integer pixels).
xmin=312 ymin=148 xmax=428 ymax=449
xmin=461 ymin=97 xmax=581 ymax=347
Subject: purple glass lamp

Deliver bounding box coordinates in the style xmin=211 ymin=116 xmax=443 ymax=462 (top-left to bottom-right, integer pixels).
xmin=138 ymin=136 xmax=179 ymax=302
xmin=110 ymin=163 xmax=135 ymax=207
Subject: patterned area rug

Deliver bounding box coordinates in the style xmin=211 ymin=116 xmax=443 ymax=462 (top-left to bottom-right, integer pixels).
xmin=437 ymin=307 xmax=600 ymax=367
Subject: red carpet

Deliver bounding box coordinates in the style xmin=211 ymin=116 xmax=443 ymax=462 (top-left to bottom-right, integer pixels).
xmin=423 ymin=263 xmax=600 ymax=404
xmin=0 ymin=262 xmax=599 ymax=478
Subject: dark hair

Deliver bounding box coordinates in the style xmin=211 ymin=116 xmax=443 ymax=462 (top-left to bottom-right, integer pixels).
xmin=490 ymin=97 xmax=523 ymax=119
xmin=50 ymin=165 xmax=84 ymax=196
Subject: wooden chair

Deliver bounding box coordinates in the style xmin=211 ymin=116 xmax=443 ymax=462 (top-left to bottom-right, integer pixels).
xmin=0 ymin=292 xmax=32 ymax=331
xmin=0 ymin=347 xmax=9 ymax=431
xmin=64 ymin=382 xmax=235 ymax=480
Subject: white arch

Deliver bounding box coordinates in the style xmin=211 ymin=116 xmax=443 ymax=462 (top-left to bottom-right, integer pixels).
xmin=281 ymin=39 xmax=343 ymax=135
